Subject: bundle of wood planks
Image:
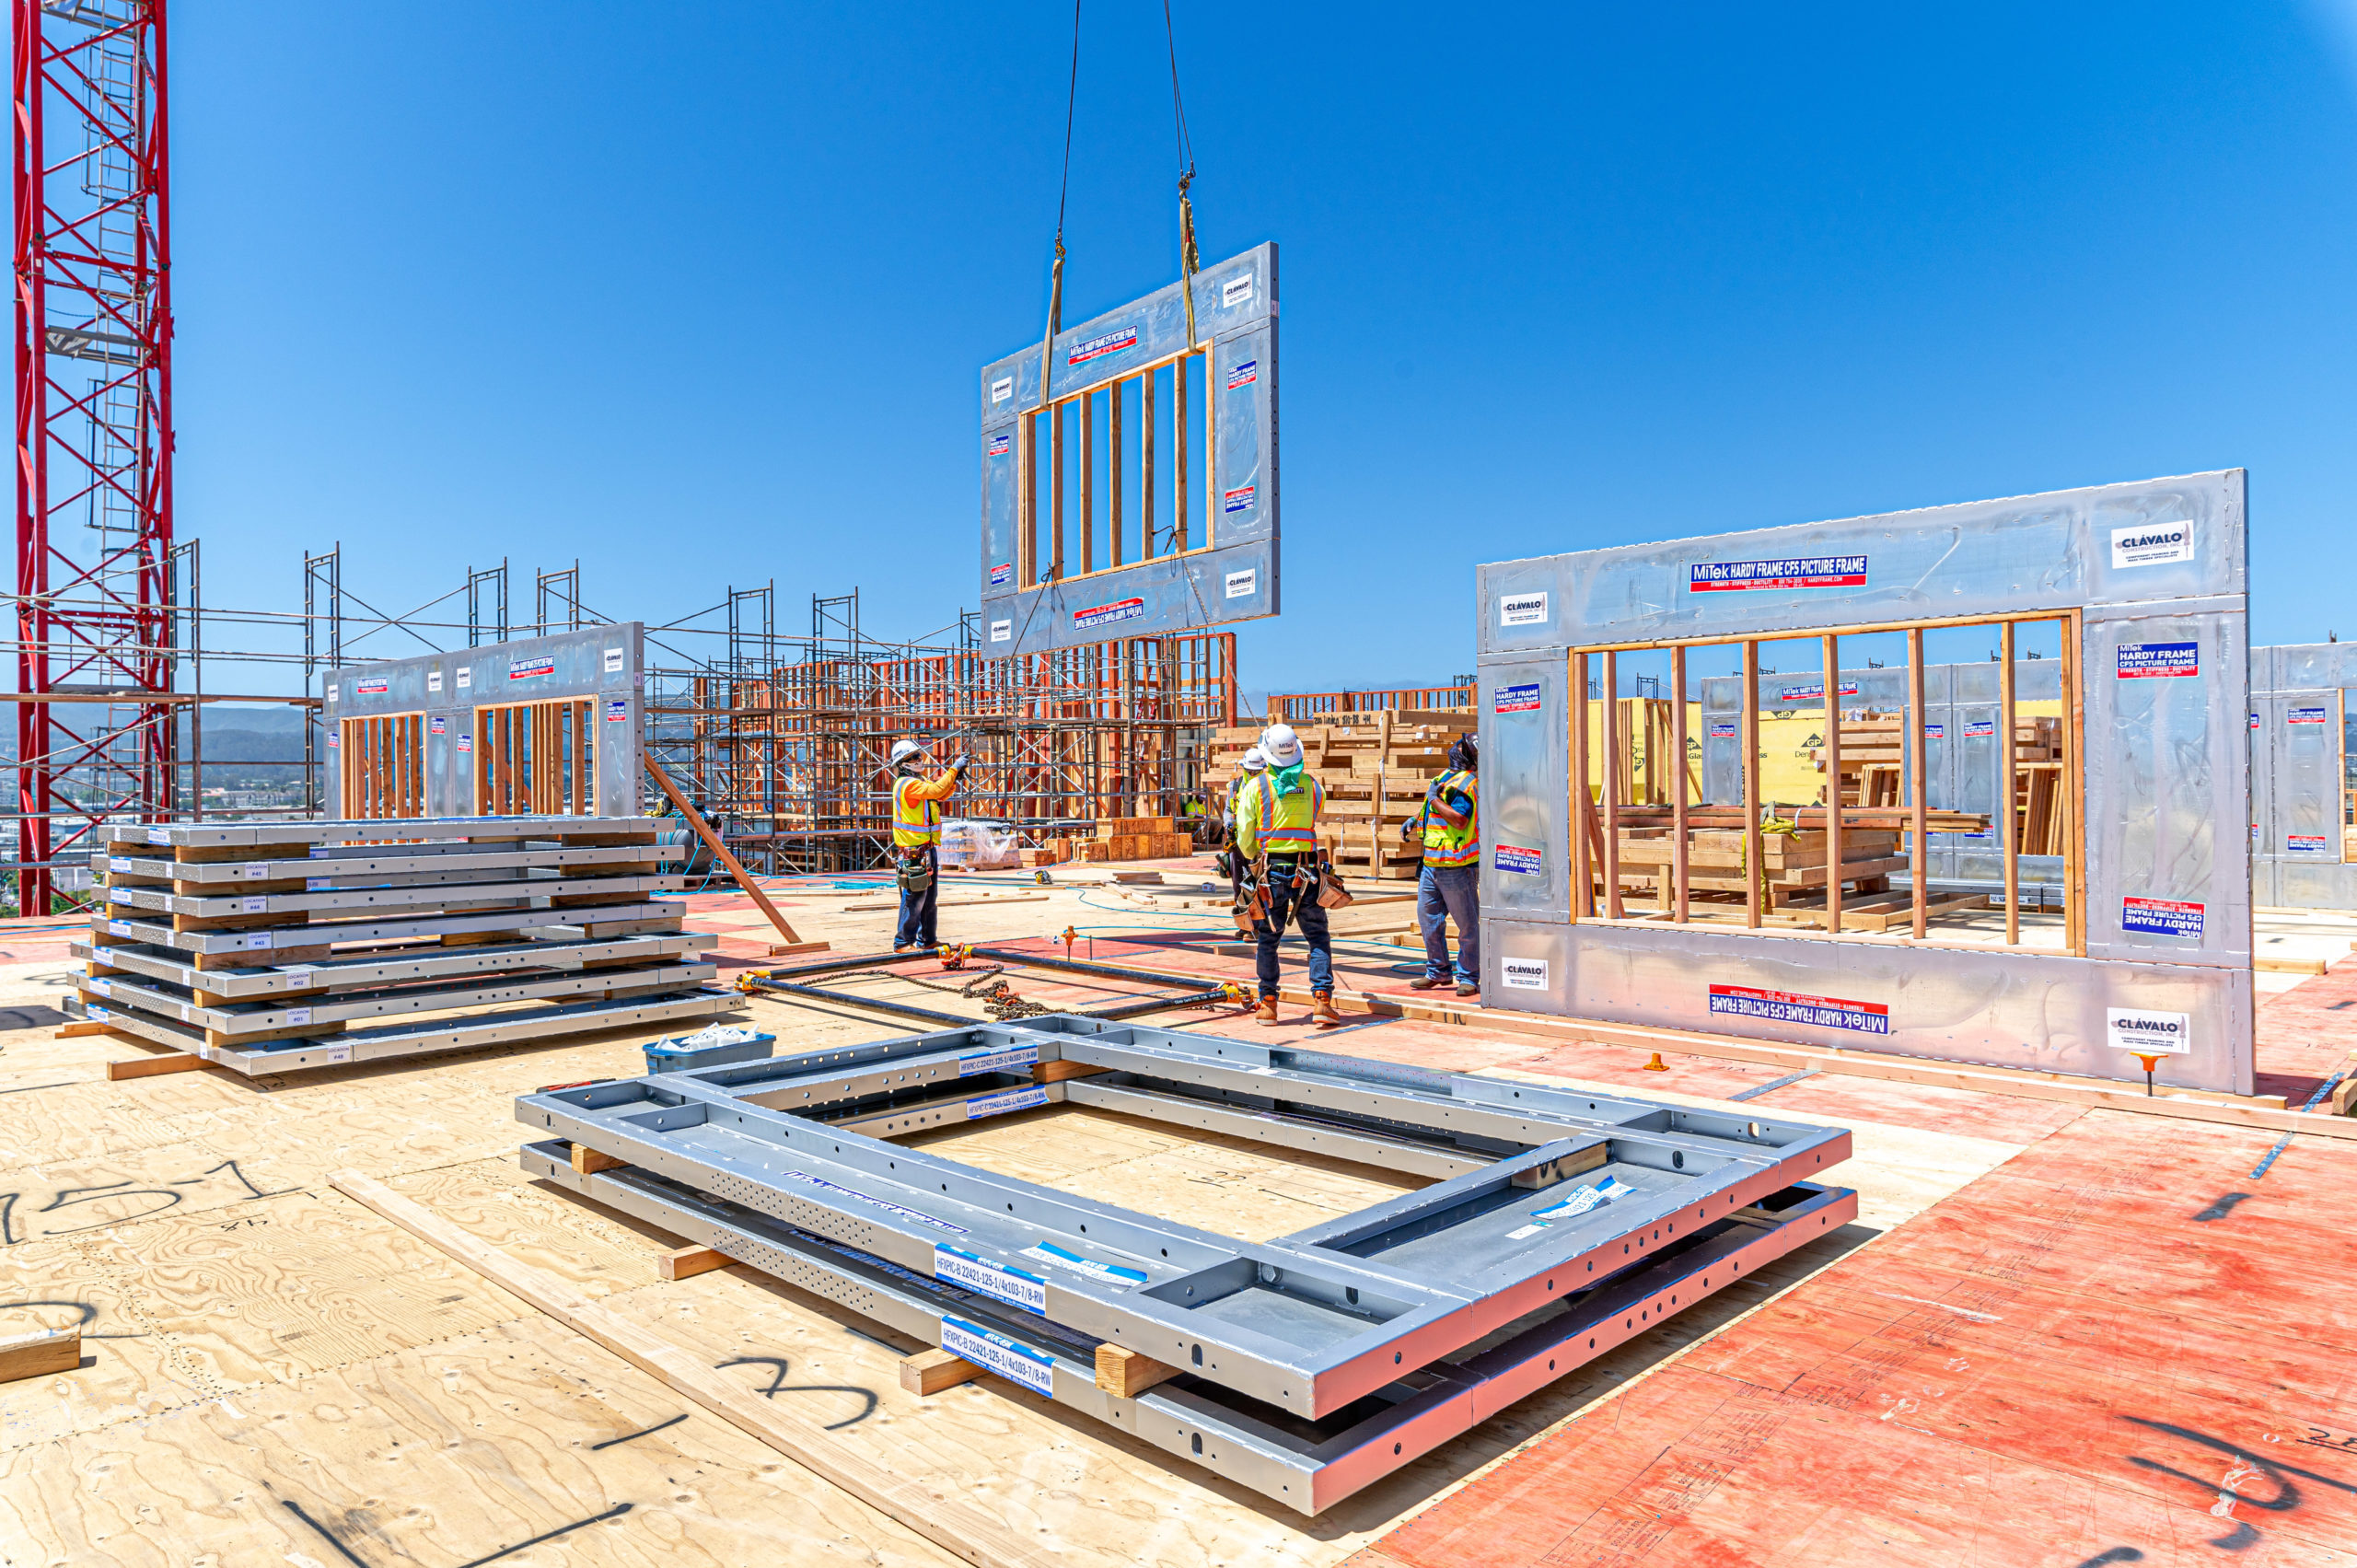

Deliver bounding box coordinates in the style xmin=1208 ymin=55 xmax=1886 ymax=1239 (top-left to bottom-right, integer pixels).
xmin=1024 ymin=816 xmax=1195 ymax=865
xmin=1604 ymin=823 xmax=1991 ymax=933
xmin=66 ymin=817 xmax=744 ymax=1077
xmin=1811 ymin=716 xmax=2064 ymax=852
xmin=1207 ymin=711 xmax=1474 ymax=881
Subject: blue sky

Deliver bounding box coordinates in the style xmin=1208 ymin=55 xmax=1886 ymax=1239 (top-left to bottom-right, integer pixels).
xmin=156 ymin=3 xmax=2357 ymax=700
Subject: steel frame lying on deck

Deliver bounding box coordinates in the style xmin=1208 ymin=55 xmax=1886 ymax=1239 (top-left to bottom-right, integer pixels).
xmin=517 ymin=1016 xmax=1855 ymax=1512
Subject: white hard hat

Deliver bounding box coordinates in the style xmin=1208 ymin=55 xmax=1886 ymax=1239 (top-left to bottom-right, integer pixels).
xmin=1239 ymin=747 xmax=1268 ymax=772
xmin=1260 ymin=723 xmax=1303 ymax=767
xmin=888 ymin=738 xmax=927 ymax=766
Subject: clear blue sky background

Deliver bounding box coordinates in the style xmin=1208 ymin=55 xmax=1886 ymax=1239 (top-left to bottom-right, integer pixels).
xmin=162 ymin=2 xmax=2357 ymax=701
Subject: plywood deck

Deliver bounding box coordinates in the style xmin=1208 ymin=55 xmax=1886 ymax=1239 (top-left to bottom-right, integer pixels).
xmin=1 ymin=867 xmax=2351 ymax=1566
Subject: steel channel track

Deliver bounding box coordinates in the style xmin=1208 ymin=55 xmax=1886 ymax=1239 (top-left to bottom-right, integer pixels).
xmin=520 ymin=1016 xmax=1851 ymax=1419
xmin=68 ymin=932 xmax=714 ymax=1000
xmin=520 ymin=1137 xmax=1854 ymax=1513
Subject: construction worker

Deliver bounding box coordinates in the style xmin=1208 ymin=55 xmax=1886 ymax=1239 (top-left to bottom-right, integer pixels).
xmin=1233 ymin=723 xmax=1338 ymax=1028
xmin=1404 ymin=734 xmax=1480 ymax=995
xmin=1220 ymin=747 xmax=1268 ymax=918
xmin=888 ymin=738 xmax=968 ymax=952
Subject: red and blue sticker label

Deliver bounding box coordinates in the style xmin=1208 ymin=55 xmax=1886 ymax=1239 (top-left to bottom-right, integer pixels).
xmin=1073 ymin=597 xmax=1145 ymax=631
xmin=2122 ymin=896 xmax=2204 ymax=937
xmin=988 ymin=434 xmax=1010 ymax=458
xmin=1709 ymin=720 xmax=1738 ymax=739
xmin=1494 ymin=682 xmax=1542 ymax=714
xmin=2288 ymin=706 xmax=2329 ymax=726
xmin=1225 ymin=359 xmax=1258 ymax=389
xmin=1774 ymin=679 xmax=1858 ymax=703
xmin=1689 ymin=556 xmax=1867 ymax=592
xmin=2287 ymin=833 xmax=2332 ymax=854
xmin=429 ymin=716 xmax=447 ymax=736
xmin=2117 ymin=642 xmax=2199 ymax=679
xmin=1494 ymin=843 xmax=1543 ymax=876
xmin=1223 ymin=484 xmax=1257 ymax=514
xmin=1066 ymin=326 xmax=1139 ymax=367
xmin=989 ymin=563 xmax=1013 ymax=587
xmin=354 ymin=678 xmax=389 ymax=695
xmin=1709 ymin=983 xmax=1889 ymax=1035
xmin=509 ymin=656 xmax=556 ymax=681
xmin=1962 ymin=718 xmax=1997 ymax=738
xmin=605 ymin=698 xmax=629 ymax=723
xmin=1922 ymin=723 xmax=1945 ymax=739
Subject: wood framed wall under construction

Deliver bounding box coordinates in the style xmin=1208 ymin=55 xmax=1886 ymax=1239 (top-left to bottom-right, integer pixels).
xmin=339 ymin=713 xmax=427 ymax=820
xmin=655 ymin=632 xmax=1236 ymax=873
xmin=474 ymin=698 xmax=597 ymax=817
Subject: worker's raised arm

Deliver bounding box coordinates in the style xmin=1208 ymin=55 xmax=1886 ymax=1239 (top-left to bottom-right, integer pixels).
xmin=903 ymin=761 xmax=964 ymax=803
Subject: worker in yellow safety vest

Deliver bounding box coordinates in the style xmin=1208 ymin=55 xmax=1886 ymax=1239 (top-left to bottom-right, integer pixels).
xmin=1402 ymin=734 xmax=1480 ymax=995
xmin=888 ymin=738 xmax=968 ymax=952
xmin=1233 ymin=724 xmax=1339 ymax=1028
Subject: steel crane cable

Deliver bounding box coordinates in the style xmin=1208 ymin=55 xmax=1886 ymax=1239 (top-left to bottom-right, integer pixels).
xmin=1038 ymin=0 xmax=1084 ymax=403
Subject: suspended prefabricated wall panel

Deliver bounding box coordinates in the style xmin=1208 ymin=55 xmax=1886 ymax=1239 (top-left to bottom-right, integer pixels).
xmin=1474 ymin=470 xmax=2256 ymax=1096
xmin=322 ymin=623 xmax=646 ymax=819
xmin=2251 ymin=642 xmax=2357 ymax=909
xmin=978 ymin=244 xmax=1278 ymax=657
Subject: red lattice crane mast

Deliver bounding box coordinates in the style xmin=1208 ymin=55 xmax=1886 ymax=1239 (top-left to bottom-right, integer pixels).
xmin=11 ymin=0 xmax=175 ymax=914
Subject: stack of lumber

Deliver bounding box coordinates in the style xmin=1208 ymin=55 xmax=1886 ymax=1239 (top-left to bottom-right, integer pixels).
xmin=64 ymin=816 xmax=743 ymax=1076
xmin=1812 ymin=716 xmax=2061 ymax=823
xmin=1208 ymin=711 xmax=1474 ymax=881
xmin=1605 ymin=820 xmax=1992 ymax=931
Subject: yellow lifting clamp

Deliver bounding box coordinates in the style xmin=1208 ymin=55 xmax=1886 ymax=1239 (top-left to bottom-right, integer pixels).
xmin=730 ymin=969 xmax=772 ymax=995
xmin=940 ymin=943 xmax=976 ymax=971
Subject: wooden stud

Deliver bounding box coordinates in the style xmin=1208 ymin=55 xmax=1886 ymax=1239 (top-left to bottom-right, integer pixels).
xmin=1109 ymin=377 xmax=1125 ymax=567
xmin=2001 ymin=619 xmax=2019 ymax=946
xmin=1018 ymin=412 xmax=1038 ymax=587
xmin=1571 ymin=652 xmax=1591 ymax=919
xmin=899 ymin=1347 xmax=985 ymax=1397
xmin=1822 ymin=633 xmax=1842 ymax=935
xmin=1142 ymin=371 xmax=1156 ymax=560
xmin=659 ymin=1244 xmax=733 ymax=1282
xmin=1079 ymin=390 xmax=1094 ymax=575
xmin=1909 ymin=625 xmax=1929 ymax=941
xmin=104 ymin=1051 xmax=206 ymax=1080
xmin=570 ymin=1143 xmax=628 ymax=1176
xmin=1601 ymin=650 xmax=1622 ymax=920
xmin=1742 ymin=639 xmax=1762 ymax=928
xmin=1050 ymin=403 xmax=1065 ymax=581
xmin=2062 ymin=610 xmax=2085 ymax=955
xmin=1173 ymin=356 xmax=1190 ymax=553
xmin=1032 ymin=1059 xmax=1108 ymax=1084
xmin=0 ymin=1325 xmax=81 ymax=1383
xmin=1671 ymin=644 xmax=1689 ymax=923
xmin=1094 ymin=1342 xmax=1180 ymax=1400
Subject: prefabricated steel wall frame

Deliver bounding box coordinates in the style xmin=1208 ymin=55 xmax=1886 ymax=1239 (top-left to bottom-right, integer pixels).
xmin=323 ymin=623 xmax=644 ymax=819
xmin=1475 ymin=470 xmax=2254 ymax=1095
xmin=979 ymin=244 xmax=1278 ymax=657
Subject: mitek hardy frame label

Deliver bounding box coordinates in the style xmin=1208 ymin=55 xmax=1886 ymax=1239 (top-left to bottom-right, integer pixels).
xmin=2287 ymin=706 xmax=2329 ymax=726
xmin=2109 ymin=520 xmax=2193 ymax=569
xmin=1499 ymin=592 xmax=1549 ymax=627
xmin=2116 ymin=642 xmax=2199 ymax=679
xmin=2120 ymin=896 xmax=2204 ymax=938
xmin=1072 ymin=597 xmax=1144 ymax=631
xmin=1493 ymin=843 xmax=1543 ymax=876
xmin=1065 ymin=325 xmax=1139 ymax=368
xmin=508 ymin=656 xmax=556 ymax=681
xmin=1775 ymin=679 xmax=1859 ymax=703
xmin=1500 ymin=957 xmax=1550 ymax=991
xmin=1493 ymin=682 xmax=1542 ymax=714
xmin=1225 ymin=358 xmax=1259 ymax=389
xmin=1223 ymin=483 xmax=1257 ymax=514
xmin=987 ymin=433 xmax=1010 ymax=458
xmin=1689 ymin=556 xmax=1867 ymax=592
xmin=1708 ymin=983 xmax=1890 ymax=1035
xmin=2286 ymin=833 xmax=2332 ymax=854
xmin=2107 ymin=1006 xmax=2190 ymax=1054
xmin=354 ymin=678 xmax=389 ymax=695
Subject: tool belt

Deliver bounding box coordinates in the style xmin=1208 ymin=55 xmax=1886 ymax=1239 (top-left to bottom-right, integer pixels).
xmin=895 ymin=849 xmax=935 ymax=894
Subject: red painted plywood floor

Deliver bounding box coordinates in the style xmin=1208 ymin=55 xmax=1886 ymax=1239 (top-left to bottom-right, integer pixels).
xmin=1353 ymin=1109 xmax=2357 ymax=1568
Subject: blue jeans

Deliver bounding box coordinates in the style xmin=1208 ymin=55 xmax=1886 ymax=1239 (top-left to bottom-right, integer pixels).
xmin=1419 ymin=864 xmax=1480 ymax=985
xmin=1253 ymin=856 xmax=1334 ymax=999
xmin=893 ymin=846 xmax=938 ymax=948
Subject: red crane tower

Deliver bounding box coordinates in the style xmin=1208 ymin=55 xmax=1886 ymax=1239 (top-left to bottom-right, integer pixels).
xmin=11 ymin=0 xmax=175 ymax=914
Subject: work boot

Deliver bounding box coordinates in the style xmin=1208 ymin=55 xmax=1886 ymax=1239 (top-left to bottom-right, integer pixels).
xmin=1409 ymin=976 xmax=1446 ymax=991
xmin=1254 ymin=995 xmax=1279 ymax=1025
xmin=1312 ymin=992 xmax=1341 ymax=1029
xmin=1455 ymin=982 xmax=1480 ymax=998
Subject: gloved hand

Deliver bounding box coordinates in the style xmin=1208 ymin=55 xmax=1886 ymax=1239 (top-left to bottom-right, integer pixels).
xmin=950 ymin=754 xmax=970 ymax=771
